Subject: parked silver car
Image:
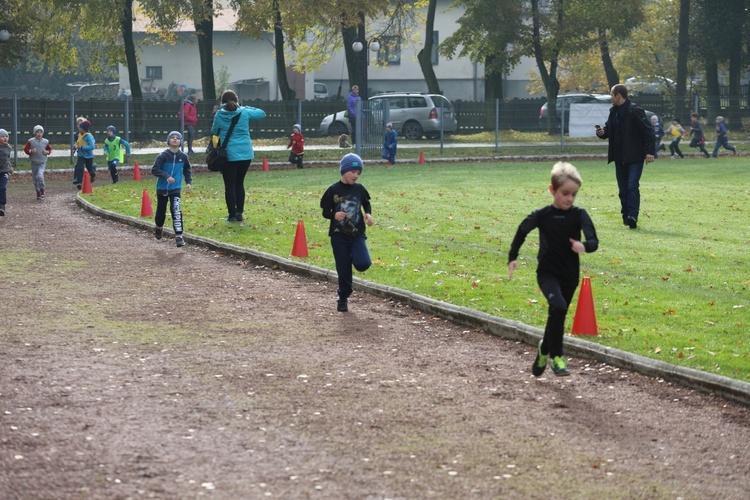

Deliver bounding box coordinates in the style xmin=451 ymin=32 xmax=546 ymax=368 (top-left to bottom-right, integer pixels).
xmin=319 ymin=92 xmax=458 ymax=139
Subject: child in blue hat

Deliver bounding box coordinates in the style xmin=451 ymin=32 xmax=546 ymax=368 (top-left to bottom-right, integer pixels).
xmin=319 ymin=153 xmax=375 ymax=312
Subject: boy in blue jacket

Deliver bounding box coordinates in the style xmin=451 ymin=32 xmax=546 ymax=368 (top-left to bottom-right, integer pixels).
xmin=151 ymin=131 xmax=192 ymax=247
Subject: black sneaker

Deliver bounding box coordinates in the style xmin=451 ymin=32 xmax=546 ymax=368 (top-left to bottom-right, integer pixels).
xmin=90 ymin=173 xmax=96 ymax=183
xmin=175 ymin=235 xmax=185 ymax=247
xmin=0 ymin=205 xmax=5 ymax=216
xmin=337 ymin=298 xmax=348 ymax=312
xmin=626 ymin=216 xmax=637 ymax=229
xmin=155 ymin=227 xmax=163 ymax=240
xmin=225 ymin=215 xmax=239 ymax=222
xmin=236 ymin=212 xmax=243 ymax=221
xmin=531 ymin=339 xmax=548 ymax=377
xmin=76 ymin=183 xmax=82 ymax=190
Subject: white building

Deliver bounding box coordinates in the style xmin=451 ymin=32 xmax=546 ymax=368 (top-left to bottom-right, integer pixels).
xmin=119 ymin=2 xmax=537 ymax=102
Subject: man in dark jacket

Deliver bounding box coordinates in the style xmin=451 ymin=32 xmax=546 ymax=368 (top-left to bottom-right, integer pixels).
xmin=596 ymin=84 xmax=655 ymax=229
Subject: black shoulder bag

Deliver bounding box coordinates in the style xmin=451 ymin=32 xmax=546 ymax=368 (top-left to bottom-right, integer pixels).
xmin=206 ymin=113 xmax=242 ymax=172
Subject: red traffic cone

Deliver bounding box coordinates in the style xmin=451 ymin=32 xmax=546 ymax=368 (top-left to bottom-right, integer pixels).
xmin=140 ymin=189 xmax=154 ymax=217
xmin=262 ymin=156 xmax=269 ymax=172
xmin=291 ymin=220 xmax=309 ymax=257
xmin=571 ymin=276 xmax=598 ymax=336
xmin=418 ymin=151 xmax=425 ymax=164
xmin=82 ymin=170 xmax=93 ymax=194
xmin=133 ymin=161 xmax=141 ymax=180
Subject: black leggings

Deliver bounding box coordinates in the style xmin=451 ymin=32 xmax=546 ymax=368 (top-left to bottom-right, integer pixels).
xmin=537 ymin=273 xmax=578 ymax=358
xmin=155 ymin=192 xmax=183 ymax=235
xmin=221 ymin=160 xmax=251 ymax=217
xmin=669 ymin=139 xmax=683 ymax=158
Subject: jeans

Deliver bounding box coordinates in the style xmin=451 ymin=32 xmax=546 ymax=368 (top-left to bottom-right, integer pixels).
xmin=614 ymin=160 xmax=644 ymax=221
xmin=0 ymin=172 xmax=8 ymax=205
xmin=221 ymin=160 xmax=251 ymax=217
xmin=155 ymin=191 xmax=183 ymax=235
xmin=538 ymin=273 xmax=578 ymax=358
xmin=331 ymin=232 xmax=372 ymax=300
xmin=712 ymin=136 xmax=735 ymax=157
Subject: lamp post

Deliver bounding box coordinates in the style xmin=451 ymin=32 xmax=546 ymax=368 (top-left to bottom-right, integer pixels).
xmin=351 ymin=38 xmax=380 ymax=153
xmin=0 ymin=30 xmax=10 ymax=43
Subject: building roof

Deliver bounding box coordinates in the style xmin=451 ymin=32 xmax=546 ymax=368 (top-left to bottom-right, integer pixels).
xmin=133 ymin=8 xmax=237 ymax=33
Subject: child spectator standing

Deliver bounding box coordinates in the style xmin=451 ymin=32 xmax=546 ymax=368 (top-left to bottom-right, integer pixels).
xmin=665 ymin=117 xmax=686 ymax=159
xmin=24 ymin=125 xmax=52 ymax=199
xmin=651 ymin=115 xmax=665 ymax=159
xmin=287 ymin=123 xmax=305 ymax=169
xmin=151 ymin=131 xmax=192 ymax=247
xmin=320 ymin=153 xmax=374 ymax=312
xmin=383 ymin=122 xmax=398 ymax=165
xmin=712 ymin=116 xmax=737 ymax=157
xmin=103 ymin=125 xmax=131 ymax=183
xmin=72 ymin=120 xmax=96 ymax=189
xmin=178 ymin=94 xmax=198 ymax=155
xmin=0 ymin=128 xmax=13 ymax=216
xmin=688 ymin=113 xmax=710 ymax=158
xmin=507 ymin=162 xmax=599 ymax=377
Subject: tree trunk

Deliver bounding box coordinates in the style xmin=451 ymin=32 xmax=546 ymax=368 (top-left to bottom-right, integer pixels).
xmin=194 ymin=0 xmax=216 ymax=101
xmin=531 ymin=0 xmax=561 ymax=135
xmin=598 ymin=28 xmax=619 ymax=89
xmin=120 ymin=0 xmax=148 ymax=140
xmin=705 ymin=57 xmax=720 ymax=120
xmin=417 ymin=0 xmax=441 ymax=94
xmin=274 ymin=1 xmax=295 ymax=101
xmin=673 ymin=0 xmax=690 ymax=120
xmin=341 ymin=13 xmax=361 ymax=96
xmin=726 ymin=0 xmax=744 ymax=130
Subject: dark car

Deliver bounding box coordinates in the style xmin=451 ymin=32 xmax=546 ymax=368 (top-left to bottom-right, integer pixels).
xmin=539 ymin=93 xmax=611 ymax=131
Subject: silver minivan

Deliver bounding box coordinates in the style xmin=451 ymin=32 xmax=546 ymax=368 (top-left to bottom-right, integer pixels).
xmin=319 ymin=92 xmax=458 ymax=139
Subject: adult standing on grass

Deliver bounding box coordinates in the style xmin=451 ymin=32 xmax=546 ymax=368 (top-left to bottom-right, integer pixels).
xmin=346 ymin=85 xmax=360 ymax=145
xmin=211 ymin=89 xmax=266 ymax=222
xmin=595 ymin=84 xmax=654 ymax=229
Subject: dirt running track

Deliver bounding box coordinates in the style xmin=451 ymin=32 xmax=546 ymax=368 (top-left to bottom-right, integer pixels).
xmin=1 ymin=177 xmax=749 ymax=499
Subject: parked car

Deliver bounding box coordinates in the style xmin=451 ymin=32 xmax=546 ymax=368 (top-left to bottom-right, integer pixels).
xmin=538 ymin=93 xmax=611 ymax=131
xmin=625 ymin=76 xmax=676 ymax=95
xmin=313 ymin=82 xmax=328 ymax=100
xmin=319 ymin=92 xmax=458 ymax=139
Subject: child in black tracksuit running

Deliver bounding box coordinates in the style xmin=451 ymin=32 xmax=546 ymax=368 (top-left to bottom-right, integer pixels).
xmin=151 ymin=131 xmax=192 ymax=247
xmin=320 ymin=153 xmax=374 ymax=312
xmin=688 ymin=113 xmax=710 ymax=158
xmin=508 ymin=162 xmax=598 ymax=376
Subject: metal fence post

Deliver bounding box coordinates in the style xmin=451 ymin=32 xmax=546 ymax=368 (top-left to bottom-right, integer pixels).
xmin=355 ymin=98 xmax=362 ymax=157
xmin=125 ymin=95 xmax=130 ymax=144
xmin=297 ymin=99 xmax=302 ymax=131
xmin=495 ymin=98 xmax=500 ymax=153
xmin=12 ymin=94 xmax=18 ymax=165
xmin=70 ymin=95 xmax=75 ymax=164
xmin=440 ymin=99 xmax=444 ymax=155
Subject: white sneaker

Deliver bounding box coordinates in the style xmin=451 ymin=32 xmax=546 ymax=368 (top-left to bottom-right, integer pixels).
xmin=670 ymin=155 xmax=676 ymax=159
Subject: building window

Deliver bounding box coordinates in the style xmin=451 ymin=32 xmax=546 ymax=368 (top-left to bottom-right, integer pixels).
xmin=431 ymin=31 xmax=439 ymax=65
xmin=377 ymin=36 xmax=401 ymax=65
xmin=146 ymin=66 xmax=162 ymax=79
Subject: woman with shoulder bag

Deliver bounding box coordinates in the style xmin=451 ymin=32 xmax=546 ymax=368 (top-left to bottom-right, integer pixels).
xmin=211 ymin=89 xmax=266 ymax=222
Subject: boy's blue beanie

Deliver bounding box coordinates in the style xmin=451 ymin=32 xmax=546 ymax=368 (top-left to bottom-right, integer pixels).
xmin=107 ymin=125 xmax=117 ymax=134
xmin=340 ymin=153 xmax=363 ymax=174
xmin=167 ymin=131 xmax=182 ymax=144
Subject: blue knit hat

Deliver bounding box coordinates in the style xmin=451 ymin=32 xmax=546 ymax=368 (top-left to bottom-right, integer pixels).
xmin=293 ymin=123 xmax=301 ymax=133
xmin=340 ymin=153 xmax=363 ymax=174
xmin=107 ymin=125 xmax=117 ymax=134
xmin=167 ymin=131 xmax=182 ymax=144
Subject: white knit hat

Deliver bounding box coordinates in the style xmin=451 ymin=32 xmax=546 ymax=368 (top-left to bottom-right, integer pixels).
xmin=34 ymin=125 xmax=44 ymax=134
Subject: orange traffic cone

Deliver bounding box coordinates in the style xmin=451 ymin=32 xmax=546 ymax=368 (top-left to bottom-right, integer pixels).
xmin=418 ymin=151 xmax=425 ymax=164
xmin=82 ymin=170 xmax=93 ymax=194
xmin=571 ymin=276 xmax=598 ymax=335
xmin=133 ymin=161 xmax=141 ymax=180
xmin=140 ymin=189 xmax=154 ymax=217
xmin=262 ymin=156 xmax=269 ymax=172
xmin=291 ymin=220 xmax=309 ymax=257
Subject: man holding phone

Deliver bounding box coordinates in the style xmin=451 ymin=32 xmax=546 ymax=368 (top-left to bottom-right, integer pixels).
xmin=595 ymin=84 xmax=655 ymax=229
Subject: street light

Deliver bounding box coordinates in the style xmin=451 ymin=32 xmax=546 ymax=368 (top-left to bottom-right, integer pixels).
xmin=351 ymin=38 xmax=380 ymax=103
xmin=0 ymin=30 xmax=10 ymax=43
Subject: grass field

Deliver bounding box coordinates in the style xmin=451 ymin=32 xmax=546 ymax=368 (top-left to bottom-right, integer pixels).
xmin=85 ymin=156 xmax=750 ymax=381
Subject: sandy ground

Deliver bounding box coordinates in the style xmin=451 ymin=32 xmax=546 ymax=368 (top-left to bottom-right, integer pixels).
xmin=1 ymin=177 xmax=749 ymax=499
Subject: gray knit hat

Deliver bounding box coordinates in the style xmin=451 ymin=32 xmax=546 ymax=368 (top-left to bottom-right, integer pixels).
xmin=34 ymin=125 xmax=44 ymax=134
xmin=716 ymin=116 xmax=724 ymax=123
xmin=340 ymin=153 xmax=363 ymax=174
xmin=0 ymin=128 xmax=8 ymax=138
xmin=167 ymin=131 xmax=182 ymax=144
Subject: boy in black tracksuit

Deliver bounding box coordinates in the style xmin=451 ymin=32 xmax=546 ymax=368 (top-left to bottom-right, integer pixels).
xmin=151 ymin=131 xmax=192 ymax=247
xmin=320 ymin=153 xmax=374 ymax=312
xmin=508 ymin=162 xmax=598 ymax=376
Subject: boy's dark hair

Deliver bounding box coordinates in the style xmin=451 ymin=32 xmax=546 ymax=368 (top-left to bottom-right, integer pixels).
xmin=612 ymin=84 xmax=628 ymax=99
xmin=673 ymin=117 xmax=680 ymax=123
xmin=690 ymin=112 xmax=699 ymax=119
